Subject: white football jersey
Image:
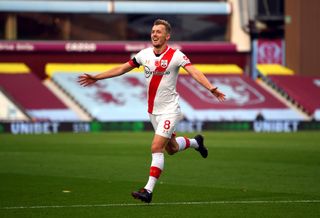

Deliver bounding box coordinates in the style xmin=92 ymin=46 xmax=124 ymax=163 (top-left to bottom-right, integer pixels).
xmin=129 ymin=46 xmax=191 ymax=115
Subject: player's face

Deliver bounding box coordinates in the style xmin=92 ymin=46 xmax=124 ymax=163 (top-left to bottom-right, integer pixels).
xmin=151 ymin=24 xmax=170 ymax=48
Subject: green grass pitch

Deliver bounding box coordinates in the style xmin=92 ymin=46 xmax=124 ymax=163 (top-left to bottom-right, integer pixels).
xmin=0 ymin=131 xmax=320 ymax=217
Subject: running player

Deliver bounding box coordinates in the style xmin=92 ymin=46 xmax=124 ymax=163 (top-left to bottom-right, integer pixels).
xmin=78 ymin=19 xmax=226 ymax=203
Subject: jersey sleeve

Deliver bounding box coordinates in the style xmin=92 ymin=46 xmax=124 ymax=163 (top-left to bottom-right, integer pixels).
xmin=129 ymin=50 xmax=145 ymax=68
xmin=128 ymin=57 xmax=140 ymax=68
xmin=176 ymin=50 xmax=192 ymax=67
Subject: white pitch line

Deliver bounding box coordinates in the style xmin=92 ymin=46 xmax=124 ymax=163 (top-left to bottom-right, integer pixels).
xmin=1 ymin=200 xmax=320 ymax=210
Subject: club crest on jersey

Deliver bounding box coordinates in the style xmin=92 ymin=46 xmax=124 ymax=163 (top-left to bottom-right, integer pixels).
xmin=160 ymin=60 xmax=168 ymax=68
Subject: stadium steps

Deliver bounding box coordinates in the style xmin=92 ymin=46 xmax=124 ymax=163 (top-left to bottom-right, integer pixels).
xmin=256 ymin=79 xmax=311 ymax=120
xmin=0 ymin=86 xmax=31 ymax=121
xmin=43 ymin=79 xmax=92 ymax=121
xmin=256 ymin=64 xmax=312 ymax=120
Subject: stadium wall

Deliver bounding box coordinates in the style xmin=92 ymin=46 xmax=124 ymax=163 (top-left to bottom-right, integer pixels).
xmin=1 ymin=120 xmax=320 ymax=134
xmin=285 ymin=0 xmax=320 ymax=76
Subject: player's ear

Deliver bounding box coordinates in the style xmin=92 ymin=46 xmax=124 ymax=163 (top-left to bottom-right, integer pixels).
xmin=166 ymin=33 xmax=171 ymax=41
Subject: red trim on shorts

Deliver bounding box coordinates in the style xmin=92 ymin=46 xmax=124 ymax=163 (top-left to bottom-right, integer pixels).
xmin=184 ymin=63 xmax=192 ymax=67
xmin=148 ymin=48 xmax=176 ymax=113
xmin=171 ymin=132 xmax=177 ymax=138
xmin=184 ymin=137 xmax=190 ymax=150
xmin=150 ymin=166 xmax=162 ymax=178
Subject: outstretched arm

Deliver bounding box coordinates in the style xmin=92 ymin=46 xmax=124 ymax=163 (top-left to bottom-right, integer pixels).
xmin=184 ymin=64 xmax=226 ymax=102
xmin=78 ymin=62 xmax=135 ymax=87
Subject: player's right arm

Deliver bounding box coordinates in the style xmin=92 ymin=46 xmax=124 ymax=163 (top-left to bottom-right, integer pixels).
xmin=78 ymin=62 xmax=135 ymax=87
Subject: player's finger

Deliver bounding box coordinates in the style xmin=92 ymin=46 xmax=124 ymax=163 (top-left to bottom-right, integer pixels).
xmin=78 ymin=77 xmax=86 ymax=84
xmin=78 ymin=78 xmax=91 ymax=86
xmin=219 ymin=97 xmax=226 ymax=102
xmin=216 ymin=93 xmax=226 ymax=102
xmin=78 ymin=74 xmax=88 ymax=79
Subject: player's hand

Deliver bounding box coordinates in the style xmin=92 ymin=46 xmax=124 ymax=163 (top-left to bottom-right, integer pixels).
xmin=210 ymin=88 xmax=226 ymax=102
xmin=78 ymin=73 xmax=97 ymax=87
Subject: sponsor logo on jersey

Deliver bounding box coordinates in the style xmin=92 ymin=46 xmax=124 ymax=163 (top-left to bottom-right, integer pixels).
xmin=144 ymin=66 xmax=170 ymax=78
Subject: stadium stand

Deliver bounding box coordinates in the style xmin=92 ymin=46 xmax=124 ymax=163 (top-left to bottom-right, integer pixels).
xmin=46 ymin=63 xmax=147 ymax=121
xmin=177 ymin=74 xmax=304 ymax=121
xmin=267 ymin=75 xmax=320 ymax=120
xmin=51 ymin=72 xmax=148 ymax=121
xmin=47 ymin=63 xmax=305 ymax=121
xmin=257 ymin=64 xmax=319 ymax=120
xmin=0 ymin=63 xmax=80 ymax=121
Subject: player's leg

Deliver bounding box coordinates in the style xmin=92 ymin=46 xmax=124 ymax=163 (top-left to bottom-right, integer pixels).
xmin=166 ymin=134 xmax=208 ymax=158
xmin=132 ymin=114 xmax=172 ymax=203
xmin=132 ymin=134 xmax=168 ymax=203
xmin=162 ymin=133 xmax=209 ymax=158
xmin=144 ymin=134 xmax=168 ymax=190
xmin=144 ymin=115 xmax=176 ymax=193
xmin=165 ymin=133 xmax=179 ymax=155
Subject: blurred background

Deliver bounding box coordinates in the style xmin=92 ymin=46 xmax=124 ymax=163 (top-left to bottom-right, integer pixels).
xmin=0 ymin=0 xmax=319 ymax=134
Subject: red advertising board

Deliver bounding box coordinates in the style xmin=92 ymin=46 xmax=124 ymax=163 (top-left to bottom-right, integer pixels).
xmin=257 ymin=39 xmax=284 ymax=64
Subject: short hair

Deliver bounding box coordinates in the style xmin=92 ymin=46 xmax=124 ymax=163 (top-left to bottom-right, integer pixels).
xmin=153 ymin=19 xmax=171 ymax=34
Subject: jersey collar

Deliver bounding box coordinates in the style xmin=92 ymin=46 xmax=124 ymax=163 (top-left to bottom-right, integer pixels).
xmin=153 ymin=45 xmax=169 ymax=57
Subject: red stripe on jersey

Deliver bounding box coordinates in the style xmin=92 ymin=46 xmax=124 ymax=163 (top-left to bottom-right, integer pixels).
xmin=148 ymin=48 xmax=176 ymax=113
xmin=149 ymin=166 xmax=162 ymax=178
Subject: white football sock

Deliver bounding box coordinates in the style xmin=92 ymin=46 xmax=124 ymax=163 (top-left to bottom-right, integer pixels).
xmin=176 ymin=136 xmax=199 ymax=151
xmin=144 ymin=152 xmax=164 ymax=193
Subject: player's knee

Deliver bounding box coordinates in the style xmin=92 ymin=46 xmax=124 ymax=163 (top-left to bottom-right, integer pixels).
xmin=165 ymin=145 xmax=178 ymax=155
xmin=151 ymin=143 xmax=164 ymax=153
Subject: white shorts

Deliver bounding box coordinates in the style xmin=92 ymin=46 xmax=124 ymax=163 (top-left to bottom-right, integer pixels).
xmin=149 ymin=113 xmax=183 ymax=138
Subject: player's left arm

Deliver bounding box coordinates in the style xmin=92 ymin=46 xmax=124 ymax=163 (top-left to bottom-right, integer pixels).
xmin=183 ymin=64 xmax=226 ymax=102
